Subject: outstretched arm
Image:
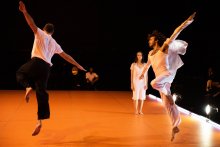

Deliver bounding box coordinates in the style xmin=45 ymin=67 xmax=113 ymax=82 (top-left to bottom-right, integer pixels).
xmin=168 ymin=12 xmax=196 ymax=44
xmin=170 ymin=12 xmax=196 ymax=41
xmin=59 ymin=52 xmax=87 ymax=71
xmin=19 ymin=1 xmax=37 ymax=33
xmin=161 ymin=12 xmax=196 ymax=52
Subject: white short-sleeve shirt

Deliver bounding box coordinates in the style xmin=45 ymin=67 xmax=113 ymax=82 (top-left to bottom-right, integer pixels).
xmin=86 ymin=72 xmax=99 ymax=82
xmin=31 ymin=28 xmax=63 ymax=66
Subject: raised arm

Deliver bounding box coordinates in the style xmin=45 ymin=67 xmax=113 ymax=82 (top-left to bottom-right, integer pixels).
xmin=59 ymin=52 xmax=87 ymax=71
xmin=19 ymin=1 xmax=37 ymax=33
xmin=168 ymin=12 xmax=196 ymax=44
xmin=160 ymin=12 xmax=196 ymax=52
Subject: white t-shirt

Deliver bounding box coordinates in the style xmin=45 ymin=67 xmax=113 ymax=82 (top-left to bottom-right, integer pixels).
xmin=31 ymin=28 xmax=63 ymax=66
xmin=86 ymin=72 xmax=99 ymax=82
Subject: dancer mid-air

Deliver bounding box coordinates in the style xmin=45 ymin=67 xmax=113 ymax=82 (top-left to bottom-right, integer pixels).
xmin=140 ymin=12 xmax=196 ymax=141
xmin=16 ymin=1 xmax=86 ymax=136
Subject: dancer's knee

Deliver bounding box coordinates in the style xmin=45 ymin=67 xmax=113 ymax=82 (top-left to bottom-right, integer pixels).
xmin=151 ymin=80 xmax=160 ymax=90
xmin=16 ymin=72 xmax=24 ymax=84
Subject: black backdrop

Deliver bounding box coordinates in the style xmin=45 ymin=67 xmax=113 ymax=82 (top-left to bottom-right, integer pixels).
xmin=1 ymin=0 xmax=220 ymax=123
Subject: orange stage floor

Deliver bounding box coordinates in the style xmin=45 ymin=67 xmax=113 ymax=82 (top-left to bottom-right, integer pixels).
xmin=0 ymin=90 xmax=220 ymax=147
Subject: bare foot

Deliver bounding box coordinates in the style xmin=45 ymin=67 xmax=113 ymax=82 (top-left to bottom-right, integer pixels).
xmin=135 ymin=110 xmax=139 ymax=115
xmin=25 ymin=87 xmax=32 ymax=103
xmin=139 ymin=111 xmax=144 ymax=115
xmin=171 ymin=127 xmax=180 ymax=141
xmin=32 ymin=123 xmax=42 ymax=136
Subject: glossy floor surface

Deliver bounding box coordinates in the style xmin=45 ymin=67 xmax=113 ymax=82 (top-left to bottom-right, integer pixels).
xmin=1 ymin=90 xmax=220 ymax=147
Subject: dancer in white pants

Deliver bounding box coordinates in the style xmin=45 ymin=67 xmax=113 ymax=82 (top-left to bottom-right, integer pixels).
xmin=140 ymin=12 xmax=196 ymax=141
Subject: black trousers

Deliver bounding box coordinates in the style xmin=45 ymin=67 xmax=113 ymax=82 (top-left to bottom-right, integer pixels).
xmin=16 ymin=57 xmax=50 ymax=120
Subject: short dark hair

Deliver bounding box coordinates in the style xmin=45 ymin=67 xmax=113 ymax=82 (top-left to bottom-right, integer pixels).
xmin=148 ymin=30 xmax=166 ymax=46
xmin=43 ymin=23 xmax=54 ymax=34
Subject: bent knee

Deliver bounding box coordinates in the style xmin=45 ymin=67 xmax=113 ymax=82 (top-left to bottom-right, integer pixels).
xmin=16 ymin=73 xmax=24 ymax=83
xmin=151 ymin=80 xmax=158 ymax=89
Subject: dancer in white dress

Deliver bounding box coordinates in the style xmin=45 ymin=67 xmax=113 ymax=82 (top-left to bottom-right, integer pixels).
xmin=130 ymin=51 xmax=148 ymax=115
xmin=140 ymin=12 xmax=196 ymax=141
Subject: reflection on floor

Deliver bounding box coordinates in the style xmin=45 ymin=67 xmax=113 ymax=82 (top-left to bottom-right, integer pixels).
xmin=1 ymin=90 xmax=220 ymax=147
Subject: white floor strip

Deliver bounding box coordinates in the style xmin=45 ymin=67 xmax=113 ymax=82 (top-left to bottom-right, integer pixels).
xmin=148 ymin=94 xmax=220 ymax=130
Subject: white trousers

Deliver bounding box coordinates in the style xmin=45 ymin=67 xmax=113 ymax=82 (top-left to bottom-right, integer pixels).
xmin=151 ymin=71 xmax=181 ymax=127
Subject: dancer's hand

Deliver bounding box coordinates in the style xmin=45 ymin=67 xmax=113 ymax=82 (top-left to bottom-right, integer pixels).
xmin=139 ymin=74 xmax=144 ymax=80
xmin=19 ymin=1 xmax=27 ymax=13
xmin=77 ymin=65 xmax=87 ymax=72
xmin=182 ymin=12 xmax=196 ymax=29
xmin=188 ymin=12 xmax=196 ymax=21
xmin=131 ymin=84 xmax=134 ymax=91
xmin=77 ymin=65 xmax=87 ymax=71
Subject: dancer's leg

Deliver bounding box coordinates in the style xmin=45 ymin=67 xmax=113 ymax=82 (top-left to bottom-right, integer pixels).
xmin=16 ymin=60 xmax=34 ymax=102
xmin=139 ymin=100 xmax=144 ymax=114
xmin=133 ymin=100 xmax=139 ymax=115
xmin=25 ymin=87 xmax=32 ymax=103
xmin=160 ymin=92 xmax=181 ymax=141
xmin=32 ymin=120 xmax=42 ymax=136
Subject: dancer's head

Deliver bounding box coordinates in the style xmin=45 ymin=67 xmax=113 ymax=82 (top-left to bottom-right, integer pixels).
xmin=43 ymin=23 xmax=54 ymax=35
xmin=147 ymin=30 xmax=166 ymax=48
xmin=134 ymin=51 xmax=144 ymax=63
xmin=89 ymin=67 xmax=94 ymax=73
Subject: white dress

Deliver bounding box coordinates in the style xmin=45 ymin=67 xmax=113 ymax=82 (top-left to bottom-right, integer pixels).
xmin=130 ymin=63 xmax=148 ymax=100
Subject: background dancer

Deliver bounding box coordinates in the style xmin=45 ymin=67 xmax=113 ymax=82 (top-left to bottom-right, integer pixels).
xmin=130 ymin=51 xmax=148 ymax=115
